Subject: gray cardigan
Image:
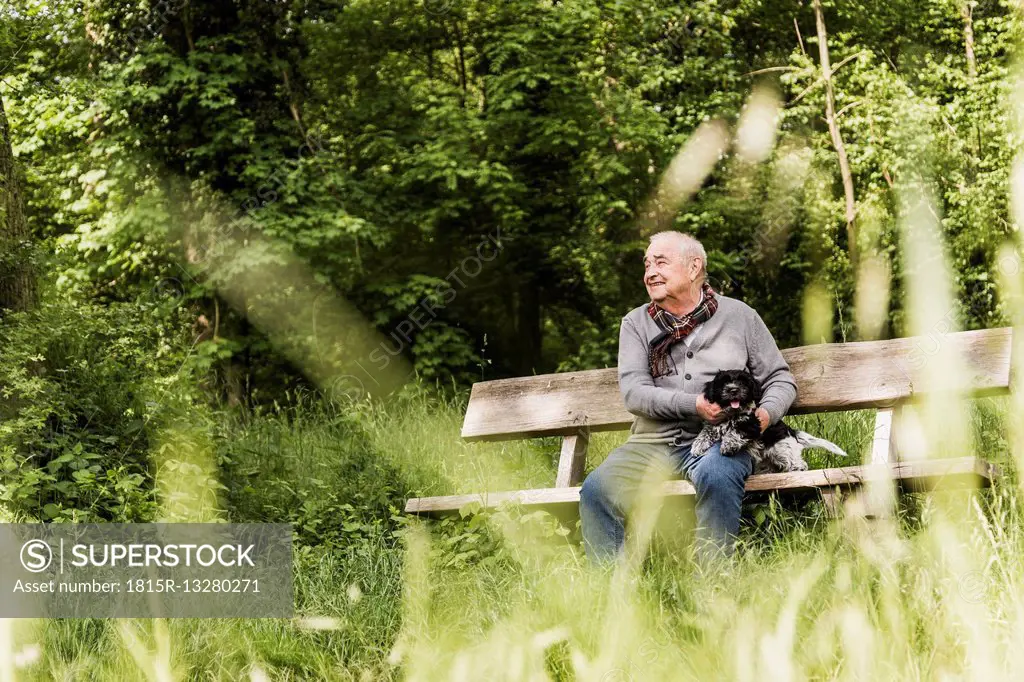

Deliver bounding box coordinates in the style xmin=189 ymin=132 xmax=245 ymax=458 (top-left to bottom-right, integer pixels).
xmin=618 ymin=295 xmax=797 ymax=445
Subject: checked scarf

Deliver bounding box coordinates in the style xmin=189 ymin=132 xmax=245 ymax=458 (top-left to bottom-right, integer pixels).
xmin=647 ymin=282 xmax=718 ymax=378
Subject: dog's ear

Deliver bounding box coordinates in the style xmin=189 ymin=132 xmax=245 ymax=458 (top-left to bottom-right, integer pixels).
xmin=702 ymin=377 xmax=716 ymax=403
xmin=745 ymin=370 xmax=762 ymax=403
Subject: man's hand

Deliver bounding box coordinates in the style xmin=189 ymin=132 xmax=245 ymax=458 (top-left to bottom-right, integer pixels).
xmin=696 ymin=394 xmax=724 ymax=424
xmin=754 ymin=407 xmax=770 ymax=433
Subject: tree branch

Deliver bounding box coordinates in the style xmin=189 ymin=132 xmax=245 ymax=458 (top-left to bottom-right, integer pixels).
xmin=745 ymin=66 xmax=797 ymax=77
xmin=813 ymin=0 xmax=857 ymax=264
xmin=789 ymin=51 xmax=867 ymax=105
xmin=835 ymin=100 xmax=863 ymax=119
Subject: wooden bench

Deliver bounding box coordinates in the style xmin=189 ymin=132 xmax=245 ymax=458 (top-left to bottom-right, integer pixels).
xmin=405 ymin=327 xmax=1011 ymax=517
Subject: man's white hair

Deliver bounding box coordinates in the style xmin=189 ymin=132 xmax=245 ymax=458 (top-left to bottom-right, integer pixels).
xmin=649 ymin=230 xmax=707 ymax=277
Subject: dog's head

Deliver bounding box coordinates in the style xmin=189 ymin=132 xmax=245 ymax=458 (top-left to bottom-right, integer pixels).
xmin=703 ymin=369 xmax=761 ymax=416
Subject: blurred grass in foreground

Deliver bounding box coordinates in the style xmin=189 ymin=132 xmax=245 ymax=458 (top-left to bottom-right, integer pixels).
xmin=0 ymin=383 xmax=1017 ymax=680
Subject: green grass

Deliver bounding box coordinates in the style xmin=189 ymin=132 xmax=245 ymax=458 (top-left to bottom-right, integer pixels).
xmin=6 ymin=388 xmax=1023 ymax=680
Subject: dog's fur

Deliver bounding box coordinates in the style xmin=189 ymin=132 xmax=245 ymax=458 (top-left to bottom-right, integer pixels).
xmin=690 ymin=369 xmax=848 ymax=474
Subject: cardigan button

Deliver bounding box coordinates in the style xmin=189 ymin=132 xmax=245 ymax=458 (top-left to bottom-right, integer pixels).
xmin=684 ymin=373 xmax=691 ymax=380
xmin=686 ymin=351 xmax=693 ymax=358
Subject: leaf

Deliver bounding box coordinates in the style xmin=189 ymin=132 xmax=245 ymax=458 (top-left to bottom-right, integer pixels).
xmin=459 ymin=500 xmax=482 ymax=518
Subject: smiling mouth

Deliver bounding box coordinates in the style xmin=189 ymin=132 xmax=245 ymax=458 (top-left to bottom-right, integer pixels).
xmin=730 ymin=400 xmax=741 ymax=409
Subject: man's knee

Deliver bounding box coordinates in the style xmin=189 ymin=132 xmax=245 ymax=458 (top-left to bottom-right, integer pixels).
xmin=581 ymin=442 xmax=670 ymax=512
xmin=579 ymin=469 xmax=603 ymax=508
xmin=690 ymin=449 xmax=751 ymax=498
xmin=580 ymin=454 xmax=630 ymax=513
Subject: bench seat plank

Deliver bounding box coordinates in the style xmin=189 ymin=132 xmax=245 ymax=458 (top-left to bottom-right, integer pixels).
xmin=461 ymin=328 xmax=1012 ymax=441
xmin=405 ymin=457 xmax=998 ymax=516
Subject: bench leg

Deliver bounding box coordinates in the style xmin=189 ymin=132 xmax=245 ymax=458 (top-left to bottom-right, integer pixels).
xmin=555 ymin=430 xmax=590 ymax=488
xmin=858 ymin=405 xmax=904 ymax=519
xmin=820 ymin=488 xmax=842 ymax=517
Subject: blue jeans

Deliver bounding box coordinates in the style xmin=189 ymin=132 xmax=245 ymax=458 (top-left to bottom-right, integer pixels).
xmin=579 ymin=440 xmax=752 ymax=564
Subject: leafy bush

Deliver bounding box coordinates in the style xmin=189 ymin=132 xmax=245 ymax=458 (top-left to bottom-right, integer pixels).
xmin=0 ymin=298 xmax=193 ymax=521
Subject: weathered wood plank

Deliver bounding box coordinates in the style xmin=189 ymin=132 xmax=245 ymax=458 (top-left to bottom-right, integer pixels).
xmin=461 ymin=327 xmax=1012 ymax=441
xmin=554 ymin=433 xmax=589 ymax=488
xmin=405 ymin=457 xmax=997 ymax=515
xmin=871 ymin=407 xmax=895 ymax=465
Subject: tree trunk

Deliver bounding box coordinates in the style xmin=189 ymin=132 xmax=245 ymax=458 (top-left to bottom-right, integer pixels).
xmin=962 ymin=2 xmax=977 ymax=80
xmin=0 ymin=95 xmax=35 ymax=312
xmin=453 ymin=20 xmax=469 ymax=105
xmin=812 ymin=0 xmax=857 ymax=265
xmin=514 ymin=280 xmax=542 ymax=375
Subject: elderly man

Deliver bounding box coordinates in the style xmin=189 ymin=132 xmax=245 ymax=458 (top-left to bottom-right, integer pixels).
xmin=579 ymin=231 xmax=797 ymax=563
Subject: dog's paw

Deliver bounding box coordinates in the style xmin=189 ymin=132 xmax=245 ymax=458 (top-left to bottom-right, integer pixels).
xmin=690 ymin=427 xmax=718 ymax=457
xmin=719 ymin=442 xmax=742 ymax=456
xmin=720 ymin=429 xmax=750 ymax=456
xmin=691 ymin=435 xmax=712 ymax=457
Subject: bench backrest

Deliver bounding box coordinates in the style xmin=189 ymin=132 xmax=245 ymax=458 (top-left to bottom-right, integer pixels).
xmin=462 ymin=327 xmax=1013 ymax=442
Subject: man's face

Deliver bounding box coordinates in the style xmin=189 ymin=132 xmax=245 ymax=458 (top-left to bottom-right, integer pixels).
xmin=643 ymin=238 xmax=701 ymax=305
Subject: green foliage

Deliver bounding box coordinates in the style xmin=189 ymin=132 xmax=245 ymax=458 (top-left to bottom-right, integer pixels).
xmin=0 ymin=298 xmax=192 ymax=521
xmin=427 ymin=501 xmax=575 ymax=572
xmin=217 ymin=397 xmax=415 ymax=549
xmin=6 ymin=0 xmax=1024 ymax=388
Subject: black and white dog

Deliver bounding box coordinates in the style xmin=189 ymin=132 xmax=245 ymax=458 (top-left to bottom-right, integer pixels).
xmin=690 ymin=369 xmax=848 ymax=474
